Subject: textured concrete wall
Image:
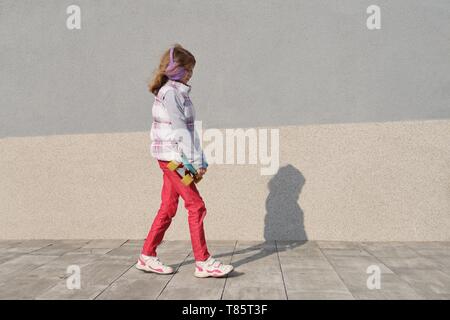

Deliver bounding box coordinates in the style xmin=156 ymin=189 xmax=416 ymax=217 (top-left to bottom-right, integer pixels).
xmin=1 ymin=1 xmax=449 ymax=240
xmin=1 ymin=119 xmax=449 ymax=240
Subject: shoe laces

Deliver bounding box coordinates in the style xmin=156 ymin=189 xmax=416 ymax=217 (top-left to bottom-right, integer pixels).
xmin=153 ymin=257 xmax=164 ymax=266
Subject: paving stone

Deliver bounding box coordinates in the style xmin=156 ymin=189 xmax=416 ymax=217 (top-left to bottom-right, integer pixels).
xmin=229 ymin=252 xmax=280 ymax=269
xmin=158 ymin=240 xmax=193 ymax=251
xmin=107 ymin=241 xmax=191 ymax=260
xmin=279 ymin=255 xmax=334 ymax=271
xmin=77 ymin=260 xmax=134 ymax=288
xmin=209 ymin=244 xmax=238 ymax=255
xmin=0 ymin=252 xmax=24 ymax=265
xmin=158 ymin=287 xmax=222 ymax=300
xmin=406 ymin=242 xmax=450 ymax=249
xmin=106 ymin=245 xmax=142 ymax=258
xmin=394 ymin=268 xmax=450 ymax=297
xmin=320 ymin=248 xmax=372 ymax=257
xmin=36 ymin=282 xmax=107 ymax=300
xmin=410 ymin=248 xmax=450 ymax=257
xmin=82 ymin=240 xmax=127 ymax=249
xmin=26 ymin=253 xmax=132 ymax=288
xmin=426 ymin=256 xmax=450 ymax=275
xmin=351 ymin=289 xmax=424 ymax=300
xmin=30 ymin=241 xmax=90 ymax=256
xmin=283 ymin=268 xmax=347 ymax=292
xmin=45 ymin=252 xmax=106 ymax=266
xmin=0 ymin=274 xmax=61 ymax=299
xmin=336 ymin=271 xmax=424 ymax=299
xmin=158 ymin=286 xmax=224 ymax=300
xmin=204 ymin=240 xmax=237 ymax=247
xmin=0 ymin=255 xmax=60 ymax=280
xmin=287 ymin=290 xmax=354 ymax=300
xmin=121 ymin=240 xmax=144 ymax=246
xmin=222 ymin=286 xmax=287 ymax=300
xmin=277 ymin=241 xmax=317 ymax=250
xmin=229 ymin=251 xmax=278 ymax=266
xmin=361 ymin=241 xmax=411 ymax=247
xmin=316 ymin=241 xmax=362 ymax=249
xmin=68 ymin=248 xmax=115 ymax=255
xmin=234 ymin=241 xmax=276 ymax=250
xmin=277 ymin=241 xmax=323 ymax=257
xmin=0 ymin=240 xmax=54 ymax=254
xmin=156 ymin=246 xmax=192 ymax=256
xmin=420 ymin=293 xmax=450 ymax=300
xmin=361 ymin=243 xmax=421 ymax=258
xmin=227 ymin=249 xmax=283 ymax=284
xmin=282 ymin=269 xmax=350 ymax=294
xmin=95 ymin=277 xmax=168 ymax=300
xmin=376 ymin=256 xmax=444 ymax=271
xmin=325 ymin=255 xmax=394 ymax=274
xmin=25 ymin=254 xmax=105 ymax=280
xmin=232 ymin=245 xmax=275 ymax=254
xmin=0 ymin=241 xmax=23 ymax=249
xmin=226 ymin=268 xmax=284 ymax=286
xmin=0 ymin=240 xmax=449 ymax=300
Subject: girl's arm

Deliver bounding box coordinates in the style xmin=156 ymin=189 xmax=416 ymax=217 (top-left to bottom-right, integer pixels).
xmin=163 ymin=89 xmax=208 ymax=170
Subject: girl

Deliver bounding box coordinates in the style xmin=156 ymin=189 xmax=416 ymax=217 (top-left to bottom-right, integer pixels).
xmin=137 ymin=44 xmax=234 ymax=278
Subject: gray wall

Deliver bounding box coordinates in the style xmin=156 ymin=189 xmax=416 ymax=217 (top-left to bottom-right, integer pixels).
xmin=1 ymin=0 xmax=449 ymax=138
xmin=1 ymin=1 xmax=450 ymax=241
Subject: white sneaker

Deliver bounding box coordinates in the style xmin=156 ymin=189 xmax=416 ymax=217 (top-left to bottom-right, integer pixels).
xmin=136 ymin=254 xmax=174 ymax=274
xmin=194 ymin=256 xmax=234 ymax=278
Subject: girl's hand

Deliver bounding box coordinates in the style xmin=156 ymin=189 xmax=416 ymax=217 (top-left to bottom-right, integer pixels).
xmin=197 ymin=168 xmax=207 ymax=177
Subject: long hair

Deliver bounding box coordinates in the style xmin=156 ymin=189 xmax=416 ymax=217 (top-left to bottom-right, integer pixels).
xmin=148 ymin=43 xmax=196 ymax=96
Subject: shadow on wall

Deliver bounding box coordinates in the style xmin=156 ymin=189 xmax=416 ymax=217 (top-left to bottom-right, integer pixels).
xmin=180 ymin=164 xmax=308 ymax=269
xmin=264 ymin=164 xmax=307 ymax=241
xmin=227 ymin=164 xmax=308 ymax=268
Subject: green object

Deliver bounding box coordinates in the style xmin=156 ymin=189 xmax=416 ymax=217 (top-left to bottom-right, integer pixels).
xmin=166 ymin=155 xmax=202 ymax=186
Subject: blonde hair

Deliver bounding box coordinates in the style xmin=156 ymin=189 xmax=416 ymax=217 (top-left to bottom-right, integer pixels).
xmin=148 ymin=43 xmax=196 ymax=96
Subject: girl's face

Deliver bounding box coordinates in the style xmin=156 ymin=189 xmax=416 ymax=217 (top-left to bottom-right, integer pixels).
xmin=182 ymin=65 xmax=194 ymax=84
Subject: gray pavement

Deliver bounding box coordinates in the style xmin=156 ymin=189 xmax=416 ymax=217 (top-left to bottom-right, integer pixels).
xmin=0 ymin=240 xmax=449 ymax=300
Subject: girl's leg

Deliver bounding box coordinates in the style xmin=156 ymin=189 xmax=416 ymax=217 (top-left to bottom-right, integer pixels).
xmin=141 ymin=161 xmax=179 ymax=256
xmin=163 ymin=165 xmax=211 ymax=261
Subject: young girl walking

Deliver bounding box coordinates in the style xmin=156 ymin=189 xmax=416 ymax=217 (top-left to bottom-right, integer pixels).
xmin=137 ymin=44 xmax=234 ymax=278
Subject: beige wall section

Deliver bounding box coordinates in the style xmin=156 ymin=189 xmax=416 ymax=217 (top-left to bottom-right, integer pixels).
xmin=1 ymin=119 xmax=449 ymax=241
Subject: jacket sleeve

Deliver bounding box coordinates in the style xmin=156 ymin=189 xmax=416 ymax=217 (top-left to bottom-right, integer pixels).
xmin=163 ymin=89 xmax=208 ymax=169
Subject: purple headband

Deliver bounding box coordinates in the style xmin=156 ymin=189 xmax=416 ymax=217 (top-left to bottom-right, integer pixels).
xmin=164 ymin=47 xmax=187 ymax=81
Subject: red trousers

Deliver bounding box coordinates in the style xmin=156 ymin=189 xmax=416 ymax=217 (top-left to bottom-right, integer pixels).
xmin=141 ymin=160 xmax=210 ymax=261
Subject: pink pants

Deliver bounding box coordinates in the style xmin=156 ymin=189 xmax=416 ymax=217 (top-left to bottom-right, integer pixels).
xmin=141 ymin=160 xmax=210 ymax=261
